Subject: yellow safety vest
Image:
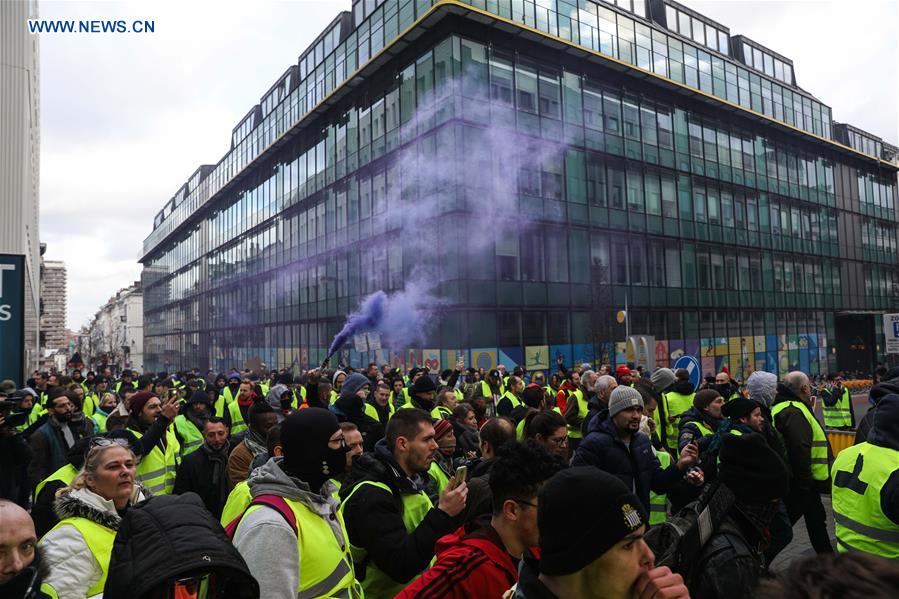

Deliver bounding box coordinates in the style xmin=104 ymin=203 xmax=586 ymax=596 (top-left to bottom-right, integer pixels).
xmin=772 ymin=400 xmax=830 ymax=481
xmin=663 ymin=391 xmax=695 ymax=453
xmin=221 ymin=480 xmax=252 ymax=527
xmin=649 ymin=450 xmax=671 ymax=525
xmin=82 ymin=393 xmax=98 ymax=418
xmin=35 ymin=463 xmax=79 ymax=499
xmin=498 ymin=391 xmax=523 ymax=415
xmin=390 ymin=388 xmax=410 ymax=408
xmin=130 ymin=426 xmax=181 ymax=495
xmin=363 ymin=401 xmax=395 ymax=424
xmin=831 ymin=442 xmax=899 ymax=558
xmin=174 ymin=415 xmax=204 ymax=457
xmin=565 ymin=389 xmax=587 ymax=439
xmin=823 ymin=387 xmax=853 ymax=428
xmin=91 ymin=410 xmax=109 ymax=433
xmin=428 ymin=460 xmax=451 ymax=495
xmin=341 ymin=480 xmax=433 ymax=599
xmin=234 ymin=496 xmax=361 ymax=599
xmin=221 ymin=386 xmax=240 ymax=404
xmin=228 ymin=401 xmax=248 ymax=435
xmin=44 ymin=516 xmax=115 ymax=597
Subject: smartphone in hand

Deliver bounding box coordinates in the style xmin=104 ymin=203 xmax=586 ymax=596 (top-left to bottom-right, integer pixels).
xmin=451 ymin=465 xmax=468 ymax=488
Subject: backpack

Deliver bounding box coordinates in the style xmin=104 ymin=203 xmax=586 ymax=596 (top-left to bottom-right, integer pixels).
xmin=643 ymin=482 xmax=735 ymax=580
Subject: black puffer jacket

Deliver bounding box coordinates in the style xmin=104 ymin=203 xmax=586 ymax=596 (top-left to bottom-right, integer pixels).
xmin=688 ymin=509 xmax=765 ymax=599
xmin=104 ymin=493 xmax=258 ymax=599
xmin=855 ymin=379 xmax=899 ymax=445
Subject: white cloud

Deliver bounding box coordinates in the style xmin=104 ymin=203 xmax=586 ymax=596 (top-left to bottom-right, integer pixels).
xmin=38 ymin=0 xmax=898 ymax=331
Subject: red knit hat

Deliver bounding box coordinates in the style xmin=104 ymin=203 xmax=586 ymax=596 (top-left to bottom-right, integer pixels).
xmin=434 ymin=418 xmax=453 ymax=441
xmin=130 ymin=391 xmax=156 ymax=415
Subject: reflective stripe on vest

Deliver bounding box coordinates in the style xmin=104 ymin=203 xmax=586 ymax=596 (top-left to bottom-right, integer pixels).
xmin=831 ymin=443 xmax=899 ymax=558
xmin=174 ymin=415 xmax=204 ymax=457
xmin=649 ymin=450 xmax=672 ymax=525
xmin=566 ymin=389 xmax=587 ymax=439
xmin=341 ymin=480 xmax=433 ymax=599
xmin=220 ymin=480 xmax=252 ymax=527
xmin=772 ymin=400 xmax=830 ymax=481
xmin=130 ymin=427 xmax=180 ymax=495
xmin=823 ymin=388 xmax=852 ymax=428
xmin=46 ymin=516 xmax=115 ymax=596
xmin=235 ymin=497 xmax=360 ymax=599
xmin=35 ymin=463 xmax=79 ymax=499
xmin=228 ymin=401 xmax=248 ymax=435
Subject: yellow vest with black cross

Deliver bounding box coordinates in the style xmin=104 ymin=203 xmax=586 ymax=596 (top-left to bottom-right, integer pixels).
xmin=663 ymin=391 xmax=695 ymax=453
xmin=823 ymin=387 xmax=853 ymax=428
xmin=772 ymin=400 xmax=830 ymax=481
xmin=831 ymin=442 xmax=899 ymax=558
xmin=228 ymin=401 xmax=248 ymax=435
xmin=129 ymin=426 xmax=181 ymax=495
xmin=341 ymin=480 xmax=434 ymax=599
xmin=649 ymin=450 xmax=671 ymax=525
xmin=173 ymin=415 xmax=204 ymax=457
xmin=35 ymin=463 xmax=79 ymax=499
xmin=43 ymin=516 xmax=115 ymax=597
xmin=565 ymin=389 xmax=587 ymax=440
xmin=233 ymin=497 xmax=361 ymax=599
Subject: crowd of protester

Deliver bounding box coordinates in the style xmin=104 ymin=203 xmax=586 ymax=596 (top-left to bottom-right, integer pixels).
xmin=1 ymin=359 xmax=897 ymax=598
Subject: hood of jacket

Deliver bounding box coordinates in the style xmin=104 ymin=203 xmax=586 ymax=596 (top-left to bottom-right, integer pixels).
xmin=670 ymin=379 xmax=696 ymax=395
xmin=247 ymin=456 xmax=337 ymax=508
xmin=869 ymin=380 xmax=899 ymax=407
xmin=868 ymin=394 xmax=899 ymax=452
xmin=53 ymin=487 xmax=123 ymax=530
xmin=265 ymin=384 xmax=290 ymax=410
xmin=103 ymin=493 xmax=258 ymax=599
xmin=339 ymin=372 xmax=371 ymax=400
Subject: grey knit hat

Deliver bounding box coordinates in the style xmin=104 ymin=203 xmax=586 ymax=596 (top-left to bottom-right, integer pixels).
xmin=608 ymin=385 xmax=644 ymax=417
xmin=746 ymin=371 xmax=778 ymax=408
xmin=650 ymin=368 xmax=676 ymax=394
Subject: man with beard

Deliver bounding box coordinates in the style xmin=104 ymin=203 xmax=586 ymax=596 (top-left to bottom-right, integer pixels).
xmin=173 ymin=417 xmax=232 ymax=518
xmin=173 ymin=391 xmax=214 ymax=458
xmin=26 ymin=389 xmax=92 ymax=491
xmin=572 ymin=386 xmax=701 ymax=515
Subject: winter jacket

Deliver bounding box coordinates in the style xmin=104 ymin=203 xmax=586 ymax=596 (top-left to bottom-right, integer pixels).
xmin=395 ymin=517 xmax=520 ymax=599
xmin=265 ymin=384 xmax=291 ymax=421
xmin=855 ymin=379 xmax=899 ymax=445
xmin=677 ymin=407 xmax=722 ymax=454
xmin=330 ymin=394 xmax=384 ymax=452
xmin=173 ymin=442 xmax=232 ymax=518
xmin=27 ymin=417 xmax=91 ymax=491
xmin=510 ymin=549 xmax=559 ymax=599
xmin=104 ymin=492 xmax=258 ymax=599
xmin=0 ymin=433 xmax=31 ymax=504
xmin=571 ymin=416 xmax=684 ymax=513
xmin=772 ymin=385 xmax=833 ymax=494
xmin=863 ymin=394 xmax=899 ymax=524
xmin=39 ymin=486 xmax=146 ymax=599
xmin=456 ymin=456 xmax=495 ymax=525
xmin=450 ymin=421 xmax=480 ymax=458
xmin=231 ymin=457 xmax=344 ymax=599
xmin=688 ymin=509 xmax=765 ymax=599
xmin=339 ymin=439 xmax=457 ymax=588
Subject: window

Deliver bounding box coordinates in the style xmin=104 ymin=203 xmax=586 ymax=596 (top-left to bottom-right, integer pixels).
xmin=516 ymin=60 xmax=538 ymax=114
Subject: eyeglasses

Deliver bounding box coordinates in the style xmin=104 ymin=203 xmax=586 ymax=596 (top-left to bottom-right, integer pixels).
xmin=547 ymin=435 xmax=569 ymax=447
xmin=90 ymin=437 xmax=130 ymax=449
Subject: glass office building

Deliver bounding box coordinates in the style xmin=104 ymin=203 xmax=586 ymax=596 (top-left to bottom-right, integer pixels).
xmin=141 ymin=0 xmax=899 ymax=377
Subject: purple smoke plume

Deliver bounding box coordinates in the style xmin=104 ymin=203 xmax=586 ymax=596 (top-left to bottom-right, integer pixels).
xmin=326 ymin=291 xmax=387 ymax=357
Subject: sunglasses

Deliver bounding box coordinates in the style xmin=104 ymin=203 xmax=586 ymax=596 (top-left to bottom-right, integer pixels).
xmin=91 ymin=437 xmax=130 ymax=449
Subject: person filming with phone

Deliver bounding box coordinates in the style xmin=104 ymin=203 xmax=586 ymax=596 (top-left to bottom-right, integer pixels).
xmin=339 ymin=408 xmax=468 ymax=598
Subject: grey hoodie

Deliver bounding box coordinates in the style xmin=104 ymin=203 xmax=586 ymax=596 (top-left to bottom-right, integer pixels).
xmin=231 ymin=457 xmax=346 ymax=599
xmin=266 ymin=383 xmax=291 ymax=420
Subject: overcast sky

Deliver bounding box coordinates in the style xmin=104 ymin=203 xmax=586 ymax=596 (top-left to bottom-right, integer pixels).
xmin=38 ymin=0 xmax=898 ymax=330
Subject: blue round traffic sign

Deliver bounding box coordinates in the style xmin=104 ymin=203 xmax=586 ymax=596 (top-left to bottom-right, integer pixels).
xmin=673 ymin=355 xmax=702 ymax=391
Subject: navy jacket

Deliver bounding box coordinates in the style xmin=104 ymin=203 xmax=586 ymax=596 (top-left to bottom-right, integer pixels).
xmin=571 ymin=415 xmax=684 ymax=512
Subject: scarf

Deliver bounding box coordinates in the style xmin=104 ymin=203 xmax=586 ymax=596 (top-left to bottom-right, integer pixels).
xmin=202 ymin=442 xmax=230 ymax=498
xmin=243 ymin=429 xmax=267 ymax=457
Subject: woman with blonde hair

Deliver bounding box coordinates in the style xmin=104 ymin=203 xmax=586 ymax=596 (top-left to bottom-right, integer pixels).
xmin=39 ymin=438 xmax=148 ymax=598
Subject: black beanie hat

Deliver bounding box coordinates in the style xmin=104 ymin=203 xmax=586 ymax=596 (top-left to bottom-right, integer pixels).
xmin=718 ymin=433 xmax=789 ymax=503
xmin=721 ymin=396 xmax=758 ymax=420
xmin=186 ymin=390 xmax=210 ymax=406
xmin=411 ymin=375 xmax=436 ymax=394
xmin=538 ymin=467 xmax=646 ymax=576
xmin=280 ymin=408 xmax=341 ymax=482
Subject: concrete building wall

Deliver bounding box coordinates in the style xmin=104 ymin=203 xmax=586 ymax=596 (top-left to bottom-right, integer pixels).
xmin=0 ymin=0 xmax=41 ymax=373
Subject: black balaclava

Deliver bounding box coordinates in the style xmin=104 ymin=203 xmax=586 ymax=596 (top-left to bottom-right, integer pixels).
xmin=280 ymin=408 xmax=348 ymax=491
